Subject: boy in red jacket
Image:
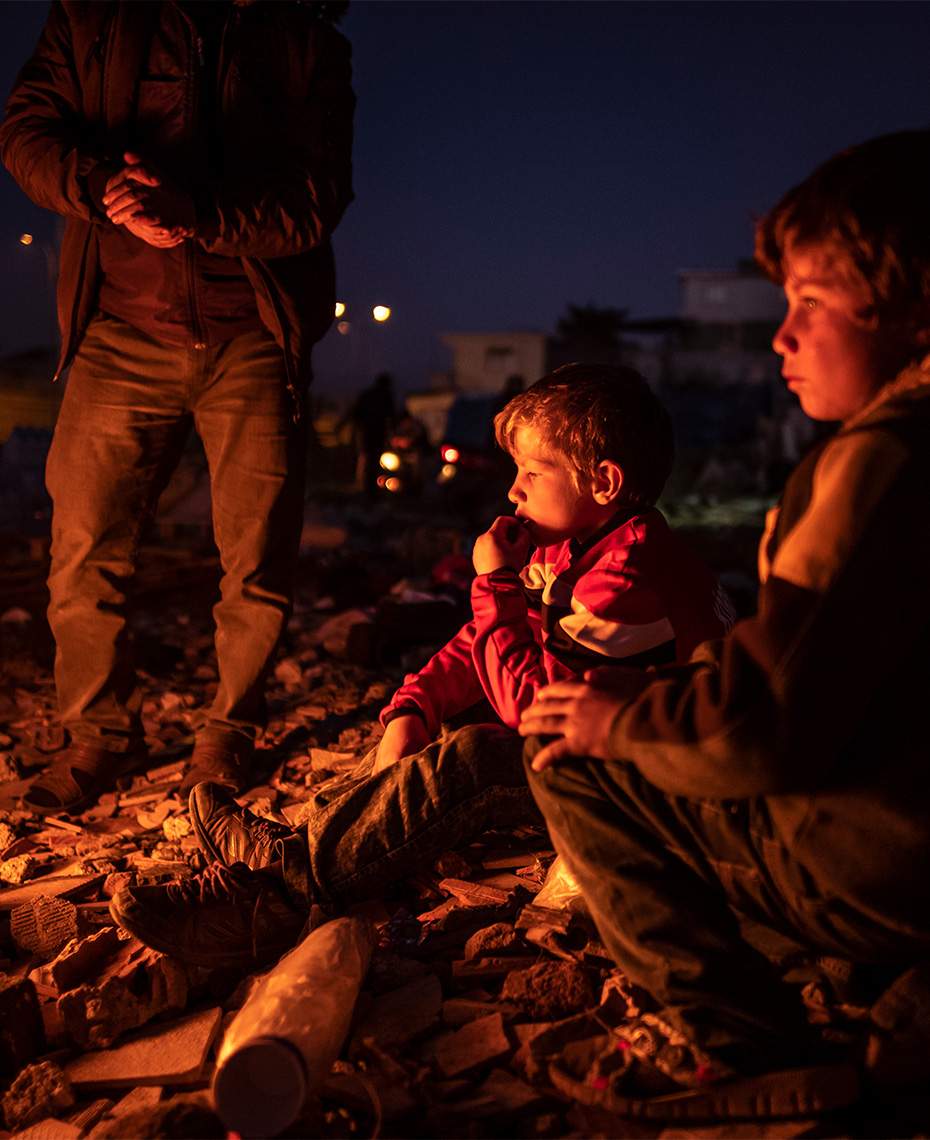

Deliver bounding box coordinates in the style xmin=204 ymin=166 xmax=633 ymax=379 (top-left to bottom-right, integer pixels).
xmin=110 ymin=363 xmax=734 ymax=966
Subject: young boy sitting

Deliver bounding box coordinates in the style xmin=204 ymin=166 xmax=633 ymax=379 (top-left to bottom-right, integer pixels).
xmin=517 ymin=130 xmax=930 ymax=1113
xmin=110 ymin=363 xmax=733 ymax=965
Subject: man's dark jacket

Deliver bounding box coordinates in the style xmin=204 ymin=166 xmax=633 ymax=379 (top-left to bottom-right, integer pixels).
xmin=0 ymin=0 xmax=355 ymax=390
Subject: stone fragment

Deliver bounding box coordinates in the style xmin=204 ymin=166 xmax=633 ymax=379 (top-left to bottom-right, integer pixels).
xmin=1 ymin=1060 xmax=74 ymax=1132
xmin=10 ymin=895 xmax=89 ymax=958
xmin=464 ymin=922 xmax=526 ymax=959
xmin=0 ymin=821 xmax=21 ymax=853
xmin=349 ymin=974 xmax=442 ymax=1055
xmin=428 ymin=1012 xmax=512 ymax=1078
xmin=501 ymin=960 xmax=595 ymax=1021
xmin=66 ymin=1006 xmax=222 ymax=1090
xmin=162 ymin=815 xmax=191 ymax=841
xmin=58 ymin=937 xmax=192 ymax=1048
xmin=1 ymin=852 xmax=37 ymax=885
xmin=0 ymin=973 xmax=45 ymax=1075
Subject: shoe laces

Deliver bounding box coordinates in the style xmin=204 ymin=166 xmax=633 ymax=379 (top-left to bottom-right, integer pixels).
xmin=171 ymin=861 xmax=254 ymax=905
xmin=244 ymin=812 xmax=289 ymax=847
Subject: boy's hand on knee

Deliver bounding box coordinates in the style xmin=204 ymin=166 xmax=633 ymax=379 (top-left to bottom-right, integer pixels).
xmin=472 ymin=516 xmax=532 ymax=576
xmin=519 ymin=675 xmax=639 ymax=769
xmin=373 ymin=714 xmax=430 ymax=773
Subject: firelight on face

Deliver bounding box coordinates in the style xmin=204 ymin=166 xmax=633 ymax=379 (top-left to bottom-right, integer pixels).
xmin=506 ymin=426 xmax=605 ymax=547
xmin=773 ymin=245 xmax=919 ymax=425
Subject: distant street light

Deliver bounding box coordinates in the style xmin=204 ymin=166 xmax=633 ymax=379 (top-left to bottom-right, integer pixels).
xmin=372 ymin=305 xmax=391 ymax=322
xmin=334 ymin=302 xmax=345 ymax=317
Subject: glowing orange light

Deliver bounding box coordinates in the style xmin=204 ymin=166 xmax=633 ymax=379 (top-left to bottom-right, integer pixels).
xmin=372 ymin=305 xmax=391 ymax=322
xmin=442 ymin=446 xmax=459 ymax=464
xmin=19 ymin=234 xmax=34 ymax=246
xmin=380 ymin=450 xmax=401 ymax=472
xmin=334 ymin=302 xmax=345 ymax=317
xmin=385 ymin=476 xmax=402 ymax=492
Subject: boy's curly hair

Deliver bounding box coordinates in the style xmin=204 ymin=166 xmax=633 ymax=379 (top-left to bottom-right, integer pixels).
xmin=493 ymin=363 xmax=674 ymax=508
xmin=755 ymin=130 xmax=930 ymax=328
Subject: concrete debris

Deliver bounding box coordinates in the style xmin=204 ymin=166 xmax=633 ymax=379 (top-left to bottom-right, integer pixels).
xmin=66 ymin=1007 xmax=221 ymax=1090
xmin=58 ymin=938 xmax=193 ymax=1049
xmin=1 ymin=1059 xmax=74 ymax=1132
xmin=0 ymin=518 xmax=925 ymax=1139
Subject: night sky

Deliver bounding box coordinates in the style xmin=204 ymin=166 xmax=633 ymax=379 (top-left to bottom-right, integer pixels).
xmin=1 ymin=0 xmax=928 ymax=398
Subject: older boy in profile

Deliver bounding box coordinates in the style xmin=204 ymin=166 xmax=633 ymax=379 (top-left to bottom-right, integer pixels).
xmin=518 ymin=131 xmax=930 ymax=1111
xmin=109 ymin=364 xmax=733 ymax=964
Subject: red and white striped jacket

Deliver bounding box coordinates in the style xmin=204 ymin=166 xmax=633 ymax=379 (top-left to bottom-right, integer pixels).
xmin=381 ymin=507 xmax=735 ymax=736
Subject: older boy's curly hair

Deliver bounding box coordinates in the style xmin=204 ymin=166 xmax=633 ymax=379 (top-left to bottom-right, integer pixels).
xmin=494 ymin=363 xmax=674 ymax=508
xmin=755 ymin=130 xmax=930 ymax=327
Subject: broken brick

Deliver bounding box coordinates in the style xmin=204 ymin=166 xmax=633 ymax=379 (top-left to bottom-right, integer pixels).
xmin=10 ymin=895 xmax=89 ymax=959
xmin=28 ymin=924 xmax=125 ymax=996
xmin=58 ymin=937 xmax=192 ymax=1049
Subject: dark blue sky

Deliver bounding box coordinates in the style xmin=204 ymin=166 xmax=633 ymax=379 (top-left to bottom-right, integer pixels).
xmin=1 ymin=1 xmax=929 ymax=397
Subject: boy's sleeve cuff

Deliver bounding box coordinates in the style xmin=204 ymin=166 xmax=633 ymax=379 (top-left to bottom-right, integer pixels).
xmin=381 ymin=704 xmax=427 ymax=728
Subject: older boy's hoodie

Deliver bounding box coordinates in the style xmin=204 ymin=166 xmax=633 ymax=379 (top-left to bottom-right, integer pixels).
xmin=381 ymin=508 xmax=734 ymax=736
xmin=599 ymin=358 xmax=930 ymax=931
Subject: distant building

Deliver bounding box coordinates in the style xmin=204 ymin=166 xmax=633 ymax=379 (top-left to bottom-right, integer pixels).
xmin=669 ymin=262 xmax=786 ymax=387
xmin=435 ymin=331 xmax=548 ymax=394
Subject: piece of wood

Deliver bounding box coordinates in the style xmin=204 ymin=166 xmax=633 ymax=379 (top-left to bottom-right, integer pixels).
xmin=0 ymin=874 xmax=105 ymax=912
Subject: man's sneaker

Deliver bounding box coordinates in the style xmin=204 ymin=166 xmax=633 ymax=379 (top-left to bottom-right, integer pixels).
xmin=189 ymin=782 xmax=291 ymax=870
xmin=109 ymin=862 xmax=308 ymax=969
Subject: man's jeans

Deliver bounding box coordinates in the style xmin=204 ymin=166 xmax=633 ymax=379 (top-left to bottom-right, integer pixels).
xmin=45 ymin=313 xmax=306 ymax=750
xmin=524 ymin=739 xmax=930 ymax=1060
xmin=279 ymin=724 xmax=542 ymax=910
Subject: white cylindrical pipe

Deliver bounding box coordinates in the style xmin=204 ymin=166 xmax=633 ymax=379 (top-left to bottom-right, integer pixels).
xmin=213 ymin=915 xmax=375 ymax=1137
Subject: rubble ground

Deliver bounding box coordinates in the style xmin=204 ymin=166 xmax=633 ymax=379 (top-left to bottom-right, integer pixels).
xmin=1 ymin=503 xmax=928 ymax=1139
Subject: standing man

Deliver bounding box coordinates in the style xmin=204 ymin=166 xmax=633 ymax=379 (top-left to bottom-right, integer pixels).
xmin=0 ymin=1 xmax=355 ymax=812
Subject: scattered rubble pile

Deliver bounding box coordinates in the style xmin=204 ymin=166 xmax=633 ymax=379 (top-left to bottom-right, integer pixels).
xmin=2 ymin=539 xmax=930 ymax=1139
